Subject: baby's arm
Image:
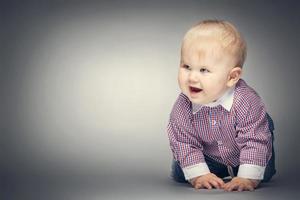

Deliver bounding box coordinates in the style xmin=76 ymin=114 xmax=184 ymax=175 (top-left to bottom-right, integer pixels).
xmin=232 ymin=92 xmax=272 ymax=191
xmin=168 ymin=112 xmax=209 ymax=182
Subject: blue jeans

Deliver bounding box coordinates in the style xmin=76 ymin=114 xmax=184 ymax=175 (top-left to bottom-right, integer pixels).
xmin=171 ymin=113 xmax=276 ymax=183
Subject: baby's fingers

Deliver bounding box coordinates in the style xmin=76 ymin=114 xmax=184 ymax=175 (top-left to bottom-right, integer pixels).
xmin=194 ymin=182 xmax=211 ymax=190
xmin=203 ymin=182 xmax=213 ymax=189
xmin=241 ymin=184 xmax=254 ymax=192
xmin=224 ymin=182 xmax=238 ymax=191
xmin=209 ymin=179 xmax=222 ymax=189
xmin=194 ymin=183 xmax=203 ymax=189
xmin=237 ymin=185 xmax=245 ymax=192
xmin=215 ymin=177 xmax=225 ymax=187
xmin=237 ymin=184 xmax=254 ymax=192
xmin=195 ymin=181 xmax=212 ymax=190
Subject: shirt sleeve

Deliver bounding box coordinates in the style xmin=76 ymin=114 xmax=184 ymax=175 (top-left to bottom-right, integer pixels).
xmin=237 ymin=164 xmax=266 ymax=180
xmin=167 ymin=119 xmax=210 ymax=180
xmin=235 ymin=94 xmax=272 ymax=180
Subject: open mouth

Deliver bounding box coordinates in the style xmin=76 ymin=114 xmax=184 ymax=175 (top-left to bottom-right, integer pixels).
xmin=189 ymin=86 xmax=203 ymax=93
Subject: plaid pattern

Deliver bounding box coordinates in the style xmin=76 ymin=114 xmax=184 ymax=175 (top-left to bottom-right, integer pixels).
xmin=167 ymin=79 xmax=272 ymax=169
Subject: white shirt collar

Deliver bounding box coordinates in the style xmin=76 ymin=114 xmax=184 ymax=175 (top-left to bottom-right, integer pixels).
xmin=192 ymin=86 xmax=235 ymax=114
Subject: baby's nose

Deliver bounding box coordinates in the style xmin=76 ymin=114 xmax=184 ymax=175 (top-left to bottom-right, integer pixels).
xmin=188 ymin=71 xmax=199 ymax=83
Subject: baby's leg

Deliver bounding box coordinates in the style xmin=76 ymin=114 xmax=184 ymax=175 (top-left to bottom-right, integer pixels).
xmin=170 ymin=157 xmax=233 ymax=183
xmin=170 ymin=160 xmax=188 ymax=183
xmin=262 ymin=113 xmax=276 ymax=182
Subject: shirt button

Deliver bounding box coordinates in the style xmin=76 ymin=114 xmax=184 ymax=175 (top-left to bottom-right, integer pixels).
xmin=212 ymin=120 xmax=217 ymax=125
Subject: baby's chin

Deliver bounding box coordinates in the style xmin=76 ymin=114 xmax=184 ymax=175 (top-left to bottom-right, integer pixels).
xmin=181 ymin=90 xmax=213 ymax=104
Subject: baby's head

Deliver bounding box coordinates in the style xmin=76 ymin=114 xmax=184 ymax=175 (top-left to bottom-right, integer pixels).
xmin=178 ymin=19 xmax=247 ymax=104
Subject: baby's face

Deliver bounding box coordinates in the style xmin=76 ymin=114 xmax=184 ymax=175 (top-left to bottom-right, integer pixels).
xmin=178 ymin=38 xmax=236 ymax=104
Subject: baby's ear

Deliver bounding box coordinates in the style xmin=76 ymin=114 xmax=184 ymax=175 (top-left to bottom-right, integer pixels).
xmin=227 ymin=67 xmax=242 ymax=87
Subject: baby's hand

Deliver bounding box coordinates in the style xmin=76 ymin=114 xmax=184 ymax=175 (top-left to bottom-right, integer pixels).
xmin=191 ymin=173 xmax=225 ymax=189
xmin=223 ymin=177 xmax=260 ymax=192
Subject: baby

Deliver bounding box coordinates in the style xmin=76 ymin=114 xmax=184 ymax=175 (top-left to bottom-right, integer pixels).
xmin=167 ymin=20 xmax=276 ymax=191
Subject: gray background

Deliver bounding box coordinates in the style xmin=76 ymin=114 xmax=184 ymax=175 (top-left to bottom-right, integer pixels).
xmin=2 ymin=0 xmax=300 ymax=199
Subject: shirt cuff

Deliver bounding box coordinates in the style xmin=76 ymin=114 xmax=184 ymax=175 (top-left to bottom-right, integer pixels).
xmin=182 ymin=162 xmax=210 ymax=180
xmin=237 ymin=164 xmax=266 ymax=180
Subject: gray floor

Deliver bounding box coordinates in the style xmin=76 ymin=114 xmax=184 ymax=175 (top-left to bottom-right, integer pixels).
xmin=5 ymin=169 xmax=299 ymax=200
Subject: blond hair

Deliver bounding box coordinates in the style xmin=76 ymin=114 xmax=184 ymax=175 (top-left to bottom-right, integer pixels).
xmin=181 ymin=19 xmax=247 ymax=68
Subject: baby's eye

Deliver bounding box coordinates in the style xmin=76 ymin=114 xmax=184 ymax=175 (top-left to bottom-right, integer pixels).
xmin=182 ymin=64 xmax=191 ymax=70
xmin=200 ymin=68 xmax=210 ymax=73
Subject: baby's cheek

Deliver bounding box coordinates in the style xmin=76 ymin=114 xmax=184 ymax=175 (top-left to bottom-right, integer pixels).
xmin=178 ymin=76 xmax=186 ymax=89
